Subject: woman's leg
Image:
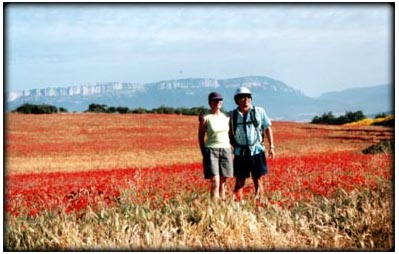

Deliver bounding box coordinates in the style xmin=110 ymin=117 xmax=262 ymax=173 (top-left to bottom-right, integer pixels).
xmin=210 ymin=175 xmax=220 ymax=200
xmin=219 ymin=177 xmax=227 ymax=200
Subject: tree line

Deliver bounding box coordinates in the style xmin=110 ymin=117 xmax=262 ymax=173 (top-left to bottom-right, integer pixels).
xmin=311 ymin=110 xmax=367 ymax=125
xmin=310 ymin=111 xmax=392 ymax=126
xmin=12 ymin=103 xmax=68 ymax=114
xmin=84 ymin=103 xmax=212 ymax=115
xmin=12 ymin=103 xmax=211 ymax=116
xmin=12 ymin=103 xmax=391 ymax=126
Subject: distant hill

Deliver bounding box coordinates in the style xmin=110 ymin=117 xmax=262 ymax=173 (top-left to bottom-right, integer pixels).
xmin=6 ymin=76 xmax=393 ymax=121
xmin=318 ymin=84 xmax=393 ymax=116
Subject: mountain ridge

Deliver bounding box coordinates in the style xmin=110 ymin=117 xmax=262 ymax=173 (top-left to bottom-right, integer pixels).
xmin=8 ymin=76 xmax=303 ymax=101
xmin=6 ymin=76 xmax=392 ymax=121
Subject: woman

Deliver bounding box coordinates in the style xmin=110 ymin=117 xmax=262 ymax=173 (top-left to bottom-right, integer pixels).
xmin=198 ymin=92 xmax=233 ymax=200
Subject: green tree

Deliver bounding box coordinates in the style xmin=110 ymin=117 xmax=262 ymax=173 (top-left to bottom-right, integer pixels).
xmin=375 ymin=113 xmax=387 ymax=119
xmin=59 ymin=107 xmax=68 ymax=113
xmin=344 ymin=110 xmax=366 ymax=123
xmin=86 ymin=104 xmax=108 ymax=113
xmin=132 ymin=107 xmax=148 ymax=114
xmin=108 ymin=107 xmax=117 ymax=113
xmin=14 ymin=103 xmax=59 ymax=114
xmin=116 ymin=107 xmax=130 ymax=114
xmin=311 ymin=111 xmax=335 ymax=124
xmin=311 ymin=110 xmax=366 ymax=125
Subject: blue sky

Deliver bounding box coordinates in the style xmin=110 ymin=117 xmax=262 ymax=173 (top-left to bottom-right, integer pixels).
xmin=5 ymin=3 xmax=393 ymax=97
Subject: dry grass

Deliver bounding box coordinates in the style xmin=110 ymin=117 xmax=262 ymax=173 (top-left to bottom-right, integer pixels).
xmin=6 ymin=149 xmax=200 ymax=174
xmin=5 ymin=180 xmax=393 ymax=251
xmin=344 ymin=115 xmax=394 ymax=127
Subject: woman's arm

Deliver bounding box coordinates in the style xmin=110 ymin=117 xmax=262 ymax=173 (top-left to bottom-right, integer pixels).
xmin=198 ymin=117 xmax=206 ymax=156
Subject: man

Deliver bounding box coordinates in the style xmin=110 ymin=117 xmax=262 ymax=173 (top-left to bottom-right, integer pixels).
xmin=229 ymin=87 xmax=275 ymax=201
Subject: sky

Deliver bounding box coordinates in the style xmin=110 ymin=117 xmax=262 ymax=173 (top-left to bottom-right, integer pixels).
xmin=4 ymin=3 xmax=393 ymax=97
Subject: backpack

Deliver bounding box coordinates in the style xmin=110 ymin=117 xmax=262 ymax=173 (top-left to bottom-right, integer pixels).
xmin=230 ymin=106 xmax=263 ymax=147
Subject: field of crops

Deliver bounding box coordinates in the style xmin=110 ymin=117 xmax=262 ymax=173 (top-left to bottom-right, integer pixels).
xmin=4 ymin=113 xmax=394 ymax=251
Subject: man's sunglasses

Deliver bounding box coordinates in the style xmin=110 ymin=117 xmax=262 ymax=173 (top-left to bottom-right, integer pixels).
xmin=237 ymin=95 xmax=252 ymax=99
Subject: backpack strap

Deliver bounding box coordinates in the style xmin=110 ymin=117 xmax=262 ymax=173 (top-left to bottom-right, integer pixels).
xmin=250 ymin=106 xmax=264 ymax=142
xmin=249 ymin=106 xmax=259 ymax=128
xmin=232 ymin=109 xmax=238 ymax=136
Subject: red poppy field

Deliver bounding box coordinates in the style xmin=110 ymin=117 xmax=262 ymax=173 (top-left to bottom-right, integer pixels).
xmin=4 ymin=113 xmax=394 ymax=251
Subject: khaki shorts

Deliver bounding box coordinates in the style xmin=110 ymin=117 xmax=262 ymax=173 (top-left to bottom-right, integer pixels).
xmin=202 ymin=148 xmax=234 ymax=179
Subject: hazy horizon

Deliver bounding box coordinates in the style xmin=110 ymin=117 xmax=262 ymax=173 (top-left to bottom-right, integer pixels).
xmin=4 ymin=3 xmax=393 ymax=97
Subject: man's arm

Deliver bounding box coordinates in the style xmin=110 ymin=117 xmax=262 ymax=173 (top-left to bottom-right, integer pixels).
xmin=265 ymin=127 xmax=275 ymax=159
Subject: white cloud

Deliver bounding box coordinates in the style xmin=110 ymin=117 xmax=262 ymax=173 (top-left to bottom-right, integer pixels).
xmin=7 ymin=4 xmax=390 ymax=45
xmin=5 ymin=3 xmax=393 ymax=93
